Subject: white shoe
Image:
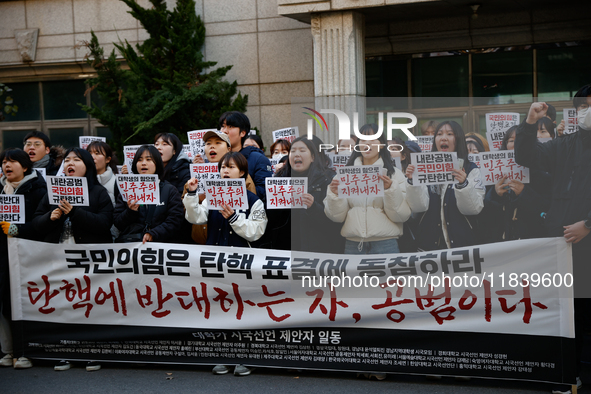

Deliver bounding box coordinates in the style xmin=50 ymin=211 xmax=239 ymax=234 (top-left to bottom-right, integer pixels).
xmin=13 ymin=357 xmax=32 ymax=369
xmin=0 ymin=354 xmax=12 ymax=367
xmin=54 ymin=360 xmax=71 ymax=371
xmin=86 ymin=361 xmax=101 ymax=371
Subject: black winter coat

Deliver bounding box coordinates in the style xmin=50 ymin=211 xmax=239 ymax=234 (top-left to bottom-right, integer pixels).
xmin=265 ymin=167 xmax=345 ymax=253
xmin=114 ymin=181 xmax=184 ymax=243
xmin=240 ymin=146 xmax=273 ymax=202
xmin=164 ymin=154 xmax=191 ymax=195
xmin=33 ymin=182 xmax=113 ymax=244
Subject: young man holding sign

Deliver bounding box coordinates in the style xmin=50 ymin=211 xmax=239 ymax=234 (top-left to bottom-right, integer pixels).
xmin=514 ymin=85 xmax=591 ymax=394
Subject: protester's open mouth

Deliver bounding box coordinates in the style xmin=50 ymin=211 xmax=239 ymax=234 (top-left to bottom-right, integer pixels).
xmin=67 ymin=167 xmax=76 ymax=175
xmin=440 ymin=144 xmax=449 ymax=151
xmin=140 ymin=167 xmax=149 ymax=173
xmin=294 ymin=159 xmax=302 ymax=165
xmin=5 ymin=170 xmax=12 ymax=176
xmin=209 ymin=151 xmax=217 ymax=158
xmin=28 ymin=152 xmax=35 ymax=158
xmin=222 ymin=175 xmax=230 ymax=178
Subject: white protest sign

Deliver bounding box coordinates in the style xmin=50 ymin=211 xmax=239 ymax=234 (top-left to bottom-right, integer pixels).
xmin=56 ymin=162 xmax=65 ymax=177
xmin=35 ymin=168 xmax=46 ymax=180
xmin=187 ymin=129 xmax=215 ymax=159
xmin=249 ymin=130 xmax=257 ymax=135
xmin=79 ymin=136 xmax=106 ymax=150
xmin=411 ymin=152 xmax=458 ymax=185
xmin=265 ymin=177 xmax=307 ymax=209
xmin=327 ymin=153 xmax=351 ymax=170
xmin=272 ymin=127 xmax=299 ymax=143
xmin=416 ymin=136 xmax=433 ymax=152
xmin=486 ymin=113 xmax=520 ymax=151
xmin=190 ymin=163 xmax=220 ymax=195
xmin=0 ymin=195 xmax=25 ymax=224
xmin=337 ymin=165 xmax=383 ymax=198
xmin=563 ymin=108 xmax=577 ymax=135
xmin=269 ymin=158 xmax=281 ymax=174
xmin=182 ymin=144 xmax=193 ymax=160
xmin=472 ymin=150 xmax=530 ymax=186
xmin=46 ymin=176 xmax=89 ymax=206
xmin=123 ymin=145 xmax=143 ymax=171
xmin=115 ymin=175 xmax=160 ymax=205
xmin=116 ymin=165 xmax=123 ymax=174
xmin=205 ymin=178 xmax=249 ymax=211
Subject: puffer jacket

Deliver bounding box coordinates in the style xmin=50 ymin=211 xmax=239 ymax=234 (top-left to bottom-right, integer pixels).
xmin=164 ymin=152 xmax=191 ymax=195
xmin=324 ymin=157 xmax=411 ymax=242
xmin=406 ymin=162 xmax=485 ymax=250
xmin=240 ymin=146 xmax=273 ymax=202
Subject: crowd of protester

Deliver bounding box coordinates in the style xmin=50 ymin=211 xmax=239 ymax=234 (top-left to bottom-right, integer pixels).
xmin=1 ymin=84 xmax=590 ymax=393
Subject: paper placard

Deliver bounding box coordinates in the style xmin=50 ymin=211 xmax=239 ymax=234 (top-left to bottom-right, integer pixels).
xmin=272 ymin=127 xmax=299 ymax=143
xmin=47 ymin=176 xmax=89 ymax=206
xmin=411 ymin=152 xmax=458 ymax=185
xmin=205 ymin=178 xmax=249 ymax=211
xmin=0 ymin=195 xmax=25 ymax=223
xmin=190 ymin=163 xmax=220 ymax=195
xmin=416 ymin=136 xmax=433 ymax=152
xmin=486 ymin=112 xmax=520 ymax=151
xmin=182 ymin=144 xmax=193 ymax=160
xmin=35 ymin=168 xmax=46 ymax=180
xmin=327 ymin=153 xmax=351 ymax=170
xmin=187 ymin=129 xmax=216 ymax=159
xmin=337 ymin=165 xmax=383 ymax=198
xmin=79 ymin=136 xmax=106 ymax=150
xmin=563 ymin=108 xmax=577 ymax=135
xmin=115 ymin=175 xmax=160 ymax=205
xmin=469 ymin=151 xmax=530 ymax=186
xmin=265 ymin=177 xmax=307 ymax=209
xmin=123 ymin=145 xmax=143 ymax=172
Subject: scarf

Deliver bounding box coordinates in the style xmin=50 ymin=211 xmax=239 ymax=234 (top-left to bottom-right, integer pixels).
xmin=32 ymin=154 xmax=51 ymax=169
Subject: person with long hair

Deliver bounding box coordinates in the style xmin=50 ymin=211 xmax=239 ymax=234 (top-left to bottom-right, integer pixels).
xmin=154 ymin=133 xmax=191 ymax=195
xmin=484 ymin=125 xmax=551 ymax=241
xmin=243 ymin=134 xmax=265 ymax=153
xmin=87 ymin=141 xmax=119 ymax=206
xmin=33 ymin=148 xmax=113 ymax=244
xmin=33 ymin=148 xmax=114 ymax=372
xmin=114 ymin=145 xmax=184 ymax=244
xmin=0 ymin=149 xmax=47 ymax=370
xmin=405 ymin=121 xmax=485 ymax=250
xmin=269 ymin=136 xmax=344 ymax=252
xmin=324 ymin=124 xmax=411 ymax=254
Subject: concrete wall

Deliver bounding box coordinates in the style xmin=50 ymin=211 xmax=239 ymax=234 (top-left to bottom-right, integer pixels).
xmin=0 ymin=0 xmax=315 ymax=149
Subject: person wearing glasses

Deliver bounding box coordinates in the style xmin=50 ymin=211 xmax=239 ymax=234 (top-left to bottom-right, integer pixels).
xmin=23 ymin=131 xmax=64 ymax=176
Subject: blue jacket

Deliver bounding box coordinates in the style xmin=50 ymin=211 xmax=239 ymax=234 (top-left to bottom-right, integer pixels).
xmin=240 ymin=146 xmax=273 ymax=202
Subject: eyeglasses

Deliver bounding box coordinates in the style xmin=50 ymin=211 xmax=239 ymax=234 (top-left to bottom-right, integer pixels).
xmin=24 ymin=142 xmax=44 ymax=148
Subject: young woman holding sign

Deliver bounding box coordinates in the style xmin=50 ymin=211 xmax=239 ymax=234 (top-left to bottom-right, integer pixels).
xmin=267 ymin=136 xmax=344 ymax=252
xmin=33 ymin=148 xmax=113 ymax=245
xmin=405 ymin=121 xmax=485 ymax=250
xmin=113 ymin=145 xmax=184 ymax=244
xmin=0 ymin=149 xmax=47 ymax=370
xmin=324 ymin=124 xmax=411 ymax=255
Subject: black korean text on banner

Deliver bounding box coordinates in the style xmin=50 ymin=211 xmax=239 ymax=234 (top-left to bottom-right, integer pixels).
xmin=182 ymin=144 xmax=193 ymax=160
xmin=0 ymin=195 xmax=25 ymax=224
xmin=7 ymin=237 xmax=575 ymax=384
xmin=272 ymin=127 xmax=299 ymax=143
xmin=411 ymin=152 xmax=458 ymax=185
xmin=187 ymin=129 xmax=215 ymax=158
xmin=265 ymin=177 xmax=308 ymax=209
xmin=79 ymin=136 xmax=106 ymax=150
xmin=205 ymin=178 xmax=248 ymax=211
xmin=476 ymin=151 xmax=530 ymax=186
xmin=115 ymin=175 xmax=160 ymax=205
xmin=337 ymin=165 xmax=383 ymax=198
xmin=486 ymin=113 xmax=520 ymax=151
xmin=123 ymin=145 xmax=143 ymax=171
xmin=563 ymin=108 xmax=578 ymax=135
xmin=46 ymin=176 xmax=89 ymax=206
xmin=416 ymin=136 xmax=433 ymax=153
xmin=327 ymin=152 xmax=351 ymax=171
xmin=190 ymin=163 xmax=220 ymax=195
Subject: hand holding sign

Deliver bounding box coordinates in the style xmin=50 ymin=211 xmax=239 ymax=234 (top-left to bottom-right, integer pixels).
xmin=329 ymin=178 xmax=339 ymax=195
xmin=59 ymin=199 xmax=73 ymax=215
xmin=220 ymin=205 xmax=235 ymax=219
xmin=494 ymin=175 xmax=509 ymax=197
xmin=378 ymin=174 xmax=392 ymax=190
xmin=50 ymin=208 xmax=62 ymax=221
xmin=186 ymin=177 xmax=199 ymax=192
xmin=451 ymin=168 xmax=466 ymax=184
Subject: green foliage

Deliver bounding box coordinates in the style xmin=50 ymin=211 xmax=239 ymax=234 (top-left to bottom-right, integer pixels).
xmin=0 ymin=83 xmax=18 ymax=122
xmin=81 ymin=0 xmax=247 ymax=153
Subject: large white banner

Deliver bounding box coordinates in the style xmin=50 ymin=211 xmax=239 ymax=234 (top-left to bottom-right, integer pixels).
xmin=9 ymin=238 xmax=573 ymax=338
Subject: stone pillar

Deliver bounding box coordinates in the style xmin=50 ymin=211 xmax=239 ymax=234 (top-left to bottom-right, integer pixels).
xmin=310 ymin=11 xmax=366 ymax=144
